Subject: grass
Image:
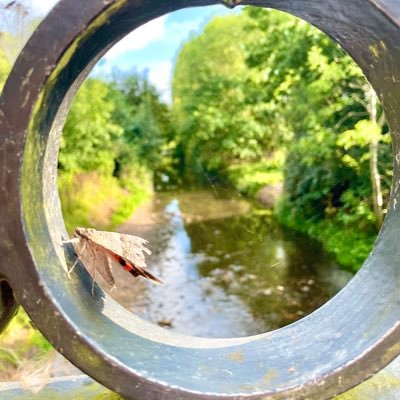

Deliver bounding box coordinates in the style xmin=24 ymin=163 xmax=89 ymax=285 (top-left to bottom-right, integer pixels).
xmin=0 ymin=308 xmax=52 ymax=380
xmin=58 ymin=170 xmax=152 ymax=233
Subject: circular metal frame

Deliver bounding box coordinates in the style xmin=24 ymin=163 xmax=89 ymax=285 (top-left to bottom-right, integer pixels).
xmin=1 ymin=0 xmax=400 ymax=399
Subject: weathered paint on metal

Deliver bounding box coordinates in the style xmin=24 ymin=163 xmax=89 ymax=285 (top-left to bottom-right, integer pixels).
xmin=2 ymin=356 xmax=400 ymax=399
xmin=0 ymin=0 xmax=400 ymax=399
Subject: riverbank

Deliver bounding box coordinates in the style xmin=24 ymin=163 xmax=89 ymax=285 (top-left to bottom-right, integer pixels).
xmin=220 ymin=149 xmax=376 ymax=273
xmin=225 ymin=164 xmax=377 ymax=273
xmin=58 ymin=170 xmax=152 ymax=233
xmin=276 ymin=200 xmax=376 ymax=272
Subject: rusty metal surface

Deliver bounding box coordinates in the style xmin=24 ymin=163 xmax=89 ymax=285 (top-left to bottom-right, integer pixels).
xmin=0 ymin=0 xmax=399 ymax=399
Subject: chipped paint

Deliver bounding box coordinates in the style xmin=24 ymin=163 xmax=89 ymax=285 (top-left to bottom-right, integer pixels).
xmin=369 ymin=40 xmax=388 ymax=59
xmin=227 ymin=350 xmax=244 ymax=363
xmin=21 ymin=68 xmax=34 ymax=89
xmin=263 ymin=369 xmax=279 ymax=384
xmin=369 ymin=44 xmax=379 ymax=58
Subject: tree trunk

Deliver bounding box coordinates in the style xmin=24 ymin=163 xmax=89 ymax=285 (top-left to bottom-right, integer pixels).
xmin=367 ymin=86 xmax=383 ymax=230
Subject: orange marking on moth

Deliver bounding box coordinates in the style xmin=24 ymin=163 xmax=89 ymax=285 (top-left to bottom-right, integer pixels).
xmin=110 ymin=252 xmax=134 ymax=272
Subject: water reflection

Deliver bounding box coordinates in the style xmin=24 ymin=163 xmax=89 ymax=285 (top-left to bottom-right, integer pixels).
xmin=111 ymin=190 xmax=353 ymax=338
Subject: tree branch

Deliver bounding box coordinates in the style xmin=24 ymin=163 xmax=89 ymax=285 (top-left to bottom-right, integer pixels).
xmin=334 ymin=111 xmax=369 ymax=130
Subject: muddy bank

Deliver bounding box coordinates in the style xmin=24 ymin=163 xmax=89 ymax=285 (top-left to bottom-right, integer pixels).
xmin=255 ymin=182 xmax=283 ymax=208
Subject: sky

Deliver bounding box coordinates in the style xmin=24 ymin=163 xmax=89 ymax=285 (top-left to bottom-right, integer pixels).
xmin=28 ymin=0 xmax=238 ymax=102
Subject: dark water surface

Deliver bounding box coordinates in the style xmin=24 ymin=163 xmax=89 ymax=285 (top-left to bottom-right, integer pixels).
xmin=112 ymin=189 xmax=353 ymax=338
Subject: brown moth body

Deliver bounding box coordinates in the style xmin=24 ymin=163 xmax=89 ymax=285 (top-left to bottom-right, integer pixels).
xmin=69 ymin=227 xmax=162 ymax=291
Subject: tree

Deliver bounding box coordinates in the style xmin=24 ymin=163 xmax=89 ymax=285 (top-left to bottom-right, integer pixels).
xmin=336 ymin=88 xmax=388 ymax=230
xmin=243 ymin=7 xmax=390 ymax=230
xmin=108 ymin=70 xmax=173 ymax=180
xmin=59 ymin=78 xmax=123 ymax=174
xmin=172 ymin=13 xmax=276 ymax=180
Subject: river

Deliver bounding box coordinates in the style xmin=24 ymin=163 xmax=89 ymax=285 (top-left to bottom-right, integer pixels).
xmin=106 ymin=188 xmax=353 ymax=338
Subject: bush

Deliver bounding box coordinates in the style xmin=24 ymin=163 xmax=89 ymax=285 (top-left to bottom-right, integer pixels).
xmin=226 ymin=152 xmax=284 ymax=196
xmin=277 ymin=197 xmax=376 ymax=271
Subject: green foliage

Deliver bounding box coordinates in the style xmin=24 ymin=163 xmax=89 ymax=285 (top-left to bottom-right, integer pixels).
xmin=226 ymin=152 xmax=284 ymax=196
xmin=336 ymin=189 xmax=375 ymax=229
xmin=58 ymin=70 xmax=169 ymax=232
xmin=277 ymin=198 xmax=375 ymax=271
xmin=338 ymin=120 xmax=383 ymax=150
xmin=4 ymin=308 xmax=51 ymax=351
xmin=241 ymin=7 xmax=391 ymax=241
xmin=59 ymin=78 xmax=123 ymax=174
xmin=109 ymin=71 xmax=173 ymax=175
xmin=337 ymin=120 xmax=391 ymax=180
xmin=59 ymin=172 xmax=115 ymax=232
xmin=171 ymin=7 xmax=390 ymax=271
xmin=59 ymin=170 xmax=151 ymax=233
xmin=110 ymin=163 xmax=153 ymax=227
xmin=172 ymin=13 xmax=278 ymax=179
xmin=243 ymin=7 xmax=366 ymax=216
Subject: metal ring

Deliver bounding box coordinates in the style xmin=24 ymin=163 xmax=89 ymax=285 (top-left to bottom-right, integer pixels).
xmin=0 ymin=0 xmax=399 ymax=398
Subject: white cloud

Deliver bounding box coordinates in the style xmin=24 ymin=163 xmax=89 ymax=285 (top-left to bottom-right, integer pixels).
xmin=104 ymin=15 xmax=166 ymax=60
xmin=148 ymin=61 xmax=173 ymax=103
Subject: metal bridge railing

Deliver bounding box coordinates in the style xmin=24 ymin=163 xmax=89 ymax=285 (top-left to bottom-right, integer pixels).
xmin=0 ymin=1 xmax=400 ymax=399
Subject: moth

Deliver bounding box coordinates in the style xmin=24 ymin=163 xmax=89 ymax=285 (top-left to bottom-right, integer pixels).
xmin=65 ymin=227 xmax=162 ymax=293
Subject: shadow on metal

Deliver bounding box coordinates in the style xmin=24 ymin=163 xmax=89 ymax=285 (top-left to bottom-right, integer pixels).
xmin=0 ymin=0 xmax=400 ymax=399
xmin=0 ymin=280 xmax=19 ymax=333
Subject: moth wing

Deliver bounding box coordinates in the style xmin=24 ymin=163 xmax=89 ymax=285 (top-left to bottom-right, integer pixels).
xmin=74 ymin=238 xmax=116 ymax=288
xmin=119 ymin=233 xmax=151 ymax=270
xmin=71 ymin=237 xmax=86 ymax=256
xmin=114 ymin=254 xmax=163 ymax=284
xmin=83 ymin=229 xmax=151 ymax=270
xmin=91 ymin=246 xmax=116 ymax=288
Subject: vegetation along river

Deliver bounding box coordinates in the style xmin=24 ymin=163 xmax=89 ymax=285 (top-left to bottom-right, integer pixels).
xmin=106 ymin=188 xmax=353 ymax=338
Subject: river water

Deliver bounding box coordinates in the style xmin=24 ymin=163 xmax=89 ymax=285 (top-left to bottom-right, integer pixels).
xmin=108 ymin=189 xmax=353 ymax=338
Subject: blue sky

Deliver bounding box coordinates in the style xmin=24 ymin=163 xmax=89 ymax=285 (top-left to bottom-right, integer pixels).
xmin=30 ymin=1 xmax=239 ymax=102
xmin=95 ymin=6 xmax=239 ymax=102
